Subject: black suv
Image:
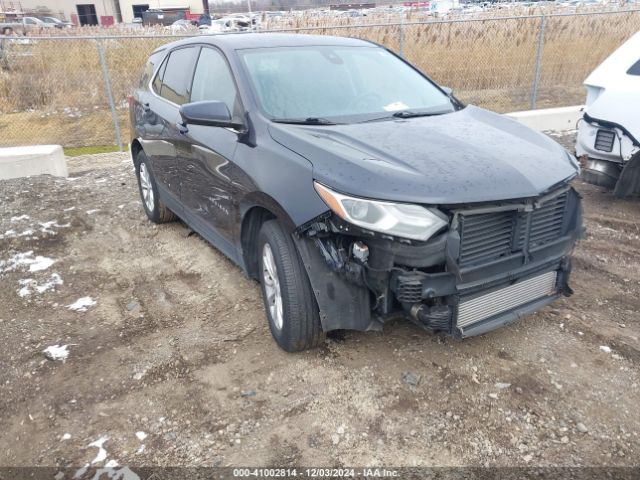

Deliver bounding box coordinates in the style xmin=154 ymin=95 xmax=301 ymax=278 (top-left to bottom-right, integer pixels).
xmin=129 ymin=34 xmax=582 ymax=352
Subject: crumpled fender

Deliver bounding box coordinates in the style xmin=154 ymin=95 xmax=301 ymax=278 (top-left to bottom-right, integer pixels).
xmin=292 ymin=235 xmax=380 ymax=332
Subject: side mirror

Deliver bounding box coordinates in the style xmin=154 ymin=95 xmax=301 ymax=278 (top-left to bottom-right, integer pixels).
xmin=179 ymin=100 xmax=243 ymax=130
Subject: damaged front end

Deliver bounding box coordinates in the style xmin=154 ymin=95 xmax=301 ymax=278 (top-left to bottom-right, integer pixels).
xmin=294 ymin=185 xmax=583 ymax=338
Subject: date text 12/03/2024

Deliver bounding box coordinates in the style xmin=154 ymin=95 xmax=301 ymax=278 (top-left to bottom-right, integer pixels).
xmin=232 ymin=468 xmax=399 ymax=477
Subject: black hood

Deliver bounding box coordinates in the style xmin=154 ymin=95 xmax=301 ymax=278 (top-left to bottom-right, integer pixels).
xmin=268 ymin=105 xmax=578 ymax=205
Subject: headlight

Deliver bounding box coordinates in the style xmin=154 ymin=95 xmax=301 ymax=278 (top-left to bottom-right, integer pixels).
xmin=314 ymin=182 xmax=448 ymax=241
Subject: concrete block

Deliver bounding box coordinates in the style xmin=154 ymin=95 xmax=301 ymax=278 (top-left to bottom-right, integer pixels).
xmin=0 ymin=145 xmax=68 ymax=180
xmin=506 ymin=105 xmax=583 ymax=132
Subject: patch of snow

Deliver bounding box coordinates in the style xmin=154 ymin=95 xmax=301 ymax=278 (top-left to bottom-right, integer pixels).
xmin=0 ymin=251 xmax=55 ymax=274
xmin=43 ymin=345 xmax=70 ymax=362
xmin=18 ymin=273 xmax=63 ymax=297
xmin=105 ymin=459 xmax=119 ymax=468
xmin=600 ymin=345 xmax=612 ymax=353
xmin=10 ymin=215 xmax=30 ymax=222
xmin=18 ymin=282 xmax=32 ymax=297
xmin=63 ymin=206 xmax=76 ymax=212
xmin=136 ymin=444 xmax=145 ymax=454
xmin=29 ymin=256 xmax=55 ymax=272
xmin=86 ymin=209 xmax=100 ymax=215
xmin=88 ymin=436 xmax=109 ymax=464
xmin=66 ymin=296 xmax=96 ymax=312
xmin=62 ymin=433 xmax=71 ymax=441
xmin=73 ymin=464 xmax=89 ymax=479
xmin=93 ymin=467 xmax=140 ymax=480
xmin=135 ymin=431 xmax=147 ymax=441
xmin=39 ymin=221 xmax=71 ymax=235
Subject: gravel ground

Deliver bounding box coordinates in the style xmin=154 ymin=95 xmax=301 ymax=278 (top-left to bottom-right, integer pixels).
xmin=0 ymin=134 xmax=639 ymax=472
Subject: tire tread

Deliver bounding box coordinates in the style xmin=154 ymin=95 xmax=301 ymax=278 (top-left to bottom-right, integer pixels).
xmin=259 ymin=220 xmax=324 ymax=352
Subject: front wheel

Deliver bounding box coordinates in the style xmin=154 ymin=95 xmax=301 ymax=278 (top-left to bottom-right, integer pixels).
xmin=258 ymin=220 xmax=324 ymax=352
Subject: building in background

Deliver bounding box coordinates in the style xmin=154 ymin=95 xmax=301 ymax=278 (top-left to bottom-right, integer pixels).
xmin=116 ymin=1 xmax=205 ymax=23
xmin=0 ymin=0 xmax=205 ymax=25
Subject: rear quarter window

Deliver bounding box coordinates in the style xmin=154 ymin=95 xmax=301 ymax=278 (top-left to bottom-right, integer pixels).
xmin=152 ymin=57 xmax=167 ymax=94
xmin=140 ymin=51 xmax=165 ymax=88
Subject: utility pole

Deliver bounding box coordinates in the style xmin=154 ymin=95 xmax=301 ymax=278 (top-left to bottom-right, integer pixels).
xmin=202 ymin=0 xmax=210 ymax=16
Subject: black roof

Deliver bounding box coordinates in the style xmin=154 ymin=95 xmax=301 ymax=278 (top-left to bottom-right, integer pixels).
xmin=154 ymin=33 xmax=374 ymax=54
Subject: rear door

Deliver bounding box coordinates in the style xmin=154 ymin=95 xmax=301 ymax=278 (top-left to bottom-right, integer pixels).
xmin=140 ymin=45 xmax=198 ymax=204
xmin=179 ymin=45 xmax=244 ymax=254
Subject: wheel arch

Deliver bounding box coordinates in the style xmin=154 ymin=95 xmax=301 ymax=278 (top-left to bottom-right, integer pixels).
xmin=130 ymin=138 xmax=143 ymax=168
xmin=239 ymin=193 xmax=297 ymax=279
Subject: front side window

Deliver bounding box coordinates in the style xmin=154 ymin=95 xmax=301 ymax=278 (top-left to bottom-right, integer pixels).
xmin=159 ymin=47 xmax=198 ymax=105
xmin=190 ymin=47 xmax=241 ymax=121
xmin=239 ymin=45 xmax=454 ymax=122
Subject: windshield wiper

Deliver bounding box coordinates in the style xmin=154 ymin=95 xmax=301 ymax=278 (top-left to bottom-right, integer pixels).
xmin=358 ymin=109 xmax=450 ymax=123
xmin=392 ymin=110 xmax=447 ymax=118
xmin=272 ymin=117 xmax=339 ymax=125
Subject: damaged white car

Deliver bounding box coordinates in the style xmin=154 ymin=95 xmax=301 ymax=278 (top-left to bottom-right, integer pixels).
xmin=576 ymin=31 xmax=640 ymax=196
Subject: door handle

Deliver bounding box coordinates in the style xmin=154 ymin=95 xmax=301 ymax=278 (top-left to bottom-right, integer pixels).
xmin=175 ymin=122 xmax=188 ymax=134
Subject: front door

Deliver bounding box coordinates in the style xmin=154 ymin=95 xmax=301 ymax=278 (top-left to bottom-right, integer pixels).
xmin=180 ymin=46 xmax=245 ymax=253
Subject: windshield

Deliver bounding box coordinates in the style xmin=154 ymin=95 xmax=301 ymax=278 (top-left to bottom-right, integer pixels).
xmin=239 ymin=46 xmax=455 ymax=123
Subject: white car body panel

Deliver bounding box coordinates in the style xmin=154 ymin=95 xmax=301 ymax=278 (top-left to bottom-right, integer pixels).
xmin=576 ymin=31 xmax=640 ymax=165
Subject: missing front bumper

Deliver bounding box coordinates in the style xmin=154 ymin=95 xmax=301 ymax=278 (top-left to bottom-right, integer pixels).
xmin=402 ymin=264 xmax=570 ymax=337
xmin=456 ymin=270 xmax=558 ymax=336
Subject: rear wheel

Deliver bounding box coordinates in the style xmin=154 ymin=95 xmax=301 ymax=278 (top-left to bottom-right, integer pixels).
xmin=135 ymin=150 xmax=176 ymax=224
xmin=258 ymin=220 xmax=324 ymax=352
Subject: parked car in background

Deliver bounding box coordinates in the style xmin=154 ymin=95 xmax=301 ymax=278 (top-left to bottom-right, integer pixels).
xmin=41 ymin=17 xmax=73 ymax=28
xmin=576 ymin=31 xmax=640 ymax=196
xmin=21 ymin=16 xmax=55 ymax=30
xmin=169 ymin=19 xmax=197 ymax=33
xmin=199 ymin=19 xmax=228 ymax=33
xmin=129 ymin=34 xmax=582 ymax=352
xmin=1 ymin=16 xmax=53 ymax=35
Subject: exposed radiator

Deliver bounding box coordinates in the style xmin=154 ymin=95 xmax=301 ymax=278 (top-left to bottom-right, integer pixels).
xmin=457 ymin=270 xmax=557 ymax=329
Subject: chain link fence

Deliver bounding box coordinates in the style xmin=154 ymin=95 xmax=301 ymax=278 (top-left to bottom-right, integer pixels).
xmin=0 ymin=9 xmax=638 ymax=149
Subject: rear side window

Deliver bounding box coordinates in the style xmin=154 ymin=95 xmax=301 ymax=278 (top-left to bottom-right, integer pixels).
xmin=140 ymin=51 xmax=165 ymax=88
xmin=190 ymin=47 xmax=241 ymax=120
xmin=152 ymin=58 xmax=167 ymax=94
xmin=628 ymin=59 xmax=640 ymax=76
xmin=159 ymin=47 xmax=198 ymax=105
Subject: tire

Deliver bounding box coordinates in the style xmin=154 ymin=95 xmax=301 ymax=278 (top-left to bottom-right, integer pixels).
xmin=258 ymin=220 xmax=324 ymax=352
xmin=135 ymin=150 xmax=176 ymax=224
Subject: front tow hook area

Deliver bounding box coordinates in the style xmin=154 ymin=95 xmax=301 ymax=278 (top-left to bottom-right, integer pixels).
xmin=409 ymin=303 xmax=453 ymax=332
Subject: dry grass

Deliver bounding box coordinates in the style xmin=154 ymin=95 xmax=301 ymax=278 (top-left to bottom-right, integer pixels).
xmin=0 ymin=9 xmax=638 ymax=147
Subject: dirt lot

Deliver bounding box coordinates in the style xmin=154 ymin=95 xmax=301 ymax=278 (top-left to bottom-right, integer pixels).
xmin=1 ymin=134 xmax=639 ymax=472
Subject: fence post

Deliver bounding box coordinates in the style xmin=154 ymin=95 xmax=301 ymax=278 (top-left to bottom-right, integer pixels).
xmin=399 ymin=16 xmax=405 ymax=58
xmin=97 ymin=40 xmax=124 ymax=152
xmin=530 ymin=15 xmax=546 ymax=110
